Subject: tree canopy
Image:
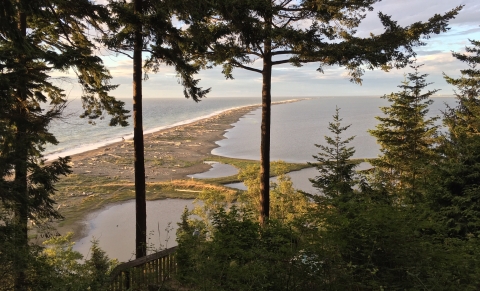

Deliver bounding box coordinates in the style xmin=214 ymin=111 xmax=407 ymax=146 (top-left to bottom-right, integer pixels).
xmin=191 ymin=0 xmax=462 ymax=223
xmin=0 ymin=1 xmax=129 ymax=288
xmin=369 ymin=64 xmax=439 ymax=201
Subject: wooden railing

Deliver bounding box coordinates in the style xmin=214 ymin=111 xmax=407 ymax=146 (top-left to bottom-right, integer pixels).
xmin=110 ymin=246 xmax=177 ymax=291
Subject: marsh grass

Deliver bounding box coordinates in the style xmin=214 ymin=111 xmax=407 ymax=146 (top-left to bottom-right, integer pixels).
xmin=200 ymin=156 xmax=313 ymax=184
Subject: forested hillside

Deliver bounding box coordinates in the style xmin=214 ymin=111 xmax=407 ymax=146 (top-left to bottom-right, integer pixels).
xmin=1 ymin=0 xmax=479 ymax=290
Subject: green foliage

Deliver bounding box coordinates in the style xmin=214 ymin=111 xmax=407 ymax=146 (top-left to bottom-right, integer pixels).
xmin=270 ymin=167 xmax=312 ymax=223
xmin=443 ymin=39 xmax=480 ymax=138
xmin=310 ymin=107 xmax=358 ymax=199
xmin=312 ymin=185 xmax=480 ymax=290
xmin=176 ymin=162 xmax=317 ymax=289
xmin=307 ymin=107 xmax=403 ymax=288
xmin=42 ymin=234 xmax=84 ymax=287
xmin=236 ymin=161 xmax=313 ymax=222
xmin=175 ymin=95 xmax=480 ymax=290
xmin=0 ymin=1 xmax=128 ymax=286
xmin=428 ymin=39 xmax=480 ymax=239
xmin=0 ymin=0 xmax=128 ymax=290
xmin=4 ymin=0 xmax=129 ymax=126
xmin=429 ymin=151 xmax=480 ymax=239
xmin=103 ymin=0 xmax=210 ymax=101
xmin=190 ymin=189 xmax=237 ymax=235
xmin=41 ymin=233 xmax=117 ymax=291
xmin=196 ymin=1 xmax=462 ymax=83
xmin=0 ymin=224 xmax=117 ymax=291
xmin=187 ymin=161 xmax=313 ymax=236
xmin=0 ymin=2 xmax=130 ymax=219
xmin=187 ymin=0 xmax=461 ymax=222
xmin=305 ymin=105 xmax=480 ymax=290
xmin=369 ymin=65 xmax=439 ymax=201
xmin=176 ymin=207 xmax=321 ymax=291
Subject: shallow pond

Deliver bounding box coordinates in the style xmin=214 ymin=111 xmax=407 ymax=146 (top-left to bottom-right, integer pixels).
xmin=188 ymin=161 xmax=238 ymax=179
xmin=73 ymin=199 xmax=194 ymax=262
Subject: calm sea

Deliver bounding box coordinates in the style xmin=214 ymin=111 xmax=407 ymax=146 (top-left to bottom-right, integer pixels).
xmin=213 ymin=96 xmax=456 ymax=163
xmin=46 ymin=96 xmax=456 ymax=162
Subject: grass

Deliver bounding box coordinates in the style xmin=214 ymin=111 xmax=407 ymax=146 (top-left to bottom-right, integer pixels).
xmin=206 ymin=155 xmax=313 ymax=171
xmin=199 ymin=155 xmax=313 ymax=184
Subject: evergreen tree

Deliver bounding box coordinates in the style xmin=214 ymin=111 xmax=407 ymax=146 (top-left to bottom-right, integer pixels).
xmin=429 ymin=39 xmax=480 ymax=239
xmin=310 ymin=107 xmax=357 ymax=200
xmin=443 ymin=39 xmax=480 ymax=137
xmin=0 ymin=1 xmax=128 ymax=289
xmin=308 ymin=107 xmax=476 ymax=290
xmin=369 ymin=65 xmax=439 ymax=202
xmin=103 ymin=0 xmax=210 ymax=258
xmin=194 ymin=0 xmax=462 ymax=224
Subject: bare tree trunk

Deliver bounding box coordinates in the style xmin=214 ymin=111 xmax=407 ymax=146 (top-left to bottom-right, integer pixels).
xmin=259 ymin=36 xmax=272 ymax=225
xmin=13 ymin=7 xmax=28 ymax=291
xmin=133 ymin=0 xmax=147 ymax=259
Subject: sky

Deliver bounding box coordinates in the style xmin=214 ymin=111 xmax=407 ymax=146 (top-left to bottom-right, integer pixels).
xmin=66 ymin=0 xmax=480 ymax=99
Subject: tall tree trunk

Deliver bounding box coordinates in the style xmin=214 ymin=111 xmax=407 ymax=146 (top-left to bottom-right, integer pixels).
xmin=13 ymin=123 xmax=28 ymax=291
xmin=13 ymin=7 xmax=28 ymax=291
xmin=133 ymin=0 xmax=147 ymax=259
xmin=259 ymin=36 xmax=272 ymax=225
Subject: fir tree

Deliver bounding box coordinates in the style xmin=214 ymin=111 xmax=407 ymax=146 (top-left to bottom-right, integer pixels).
xmin=193 ymin=0 xmax=462 ymax=223
xmin=369 ymin=65 xmax=439 ymax=202
xmin=310 ymin=107 xmax=357 ymax=200
xmin=443 ymin=39 xmax=480 ymax=137
xmin=0 ymin=1 xmax=128 ymax=288
xmin=429 ymin=39 xmax=480 ymax=239
xmin=308 ymin=107 xmax=473 ymax=290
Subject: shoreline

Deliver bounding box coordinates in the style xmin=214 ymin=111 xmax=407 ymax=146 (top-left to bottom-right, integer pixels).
xmin=48 ymin=98 xmax=308 ymax=242
xmin=45 ymin=98 xmax=309 ymax=162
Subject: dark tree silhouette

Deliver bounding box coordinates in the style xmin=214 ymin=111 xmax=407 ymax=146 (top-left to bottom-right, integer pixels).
xmin=194 ymin=0 xmax=461 ymax=224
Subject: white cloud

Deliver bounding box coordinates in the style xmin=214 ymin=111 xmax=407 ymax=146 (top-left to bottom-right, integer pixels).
xmin=88 ymin=0 xmax=480 ymax=99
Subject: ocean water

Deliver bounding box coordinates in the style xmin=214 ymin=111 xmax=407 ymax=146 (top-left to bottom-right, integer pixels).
xmin=46 ymin=96 xmax=456 ymax=162
xmin=212 ymin=97 xmax=456 ymax=163
xmin=44 ymin=97 xmax=284 ymax=160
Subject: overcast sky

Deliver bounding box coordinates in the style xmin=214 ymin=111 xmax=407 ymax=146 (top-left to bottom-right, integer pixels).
xmin=67 ymin=0 xmax=480 ymax=99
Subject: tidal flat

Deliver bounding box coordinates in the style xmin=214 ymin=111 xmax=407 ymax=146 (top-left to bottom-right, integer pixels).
xmin=42 ymin=100 xmax=311 ymax=247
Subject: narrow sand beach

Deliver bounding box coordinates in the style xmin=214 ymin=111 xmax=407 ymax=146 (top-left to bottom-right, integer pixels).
xmin=63 ymin=105 xmax=260 ymax=182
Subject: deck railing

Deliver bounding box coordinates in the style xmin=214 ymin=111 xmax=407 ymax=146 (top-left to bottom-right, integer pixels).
xmin=110 ymin=246 xmax=177 ymax=291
